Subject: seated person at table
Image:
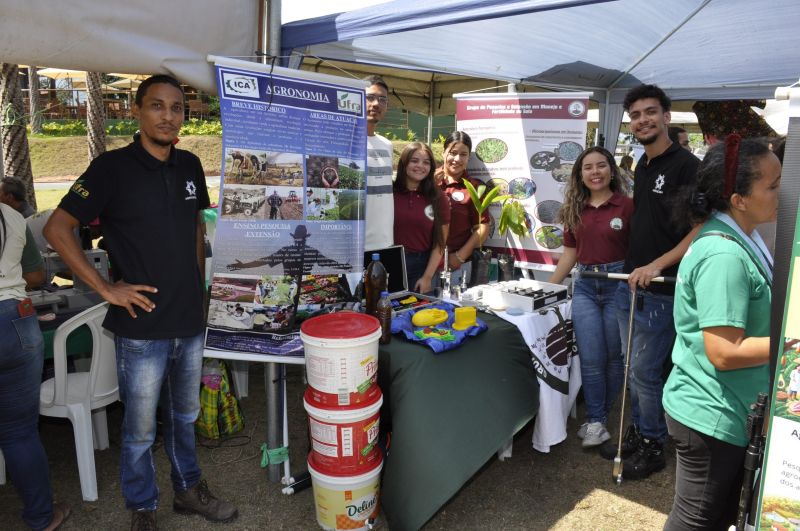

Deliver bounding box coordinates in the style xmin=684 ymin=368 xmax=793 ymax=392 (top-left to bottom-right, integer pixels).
xmin=435 ymin=131 xmax=489 ymax=286
xmin=1 ymin=176 xmax=36 ymax=218
xmin=393 ymin=142 xmax=450 ymax=294
xmin=548 ymin=147 xmax=633 ymax=448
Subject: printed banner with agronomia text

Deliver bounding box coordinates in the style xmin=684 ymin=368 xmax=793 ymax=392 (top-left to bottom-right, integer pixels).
xmin=453 ymin=92 xmax=590 ymax=266
xmin=205 ymin=58 xmax=367 ymax=355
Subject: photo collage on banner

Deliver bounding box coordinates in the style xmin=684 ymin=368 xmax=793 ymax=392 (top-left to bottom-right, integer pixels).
xmin=206 ymin=61 xmax=367 ymax=354
xmin=454 ymin=92 xmax=591 ymax=265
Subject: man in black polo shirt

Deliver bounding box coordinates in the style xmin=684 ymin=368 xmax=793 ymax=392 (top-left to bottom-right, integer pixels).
xmin=611 ymin=85 xmax=700 ymax=480
xmin=44 ymin=75 xmax=237 ymax=529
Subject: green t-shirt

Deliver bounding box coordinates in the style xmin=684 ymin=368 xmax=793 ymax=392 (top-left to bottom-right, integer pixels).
xmin=663 ymin=218 xmax=771 ymax=447
xmin=21 ymin=225 xmax=43 ymax=274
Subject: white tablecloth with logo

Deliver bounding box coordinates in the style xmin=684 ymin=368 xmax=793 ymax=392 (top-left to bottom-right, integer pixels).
xmin=494 ymin=299 xmax=582 ymax=452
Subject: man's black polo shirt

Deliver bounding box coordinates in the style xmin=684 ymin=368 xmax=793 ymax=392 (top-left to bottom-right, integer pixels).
xmin=625 ymin=141 xmax=699 ymax=295
xmin=59 ymin=138 xmax=210 ymax=339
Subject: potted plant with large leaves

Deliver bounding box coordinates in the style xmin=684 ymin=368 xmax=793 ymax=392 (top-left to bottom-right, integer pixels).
xmin=462 ymin=179 xmax=528 ymax=284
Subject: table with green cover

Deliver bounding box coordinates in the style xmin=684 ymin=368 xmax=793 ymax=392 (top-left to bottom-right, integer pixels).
xmin=378 ymin=311 xmax=539 ymax=531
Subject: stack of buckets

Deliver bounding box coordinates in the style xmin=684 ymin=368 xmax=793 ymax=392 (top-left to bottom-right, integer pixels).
xmin=301 ymin=312 xmax=384 ymax=531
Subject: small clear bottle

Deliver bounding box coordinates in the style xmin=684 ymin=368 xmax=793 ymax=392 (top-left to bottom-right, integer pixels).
xmin=376 ymin=290 xmax=392 ymax=345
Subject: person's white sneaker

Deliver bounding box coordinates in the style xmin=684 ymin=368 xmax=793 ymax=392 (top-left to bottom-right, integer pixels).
xmin=577 ymin=422 xmax=588 ymax=439
xmin=582 ymin=422 xmax=611 ymax=448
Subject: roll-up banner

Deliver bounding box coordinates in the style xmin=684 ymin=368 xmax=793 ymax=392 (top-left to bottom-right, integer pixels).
xmin=453 ymin=92 xmax=591 ymax=266
xmin=205 ymin=57 xmax=367 ymax=355
xmin=755 ymin=86 xmax=800 ymax=528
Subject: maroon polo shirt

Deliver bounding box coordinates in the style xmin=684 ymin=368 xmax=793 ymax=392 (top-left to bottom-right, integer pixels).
xmin=562 ymin=192 xmax=633 ymax=265
xmin=393 ymin=189 xmax=451 ymax=253
xmin=439 ymin=175 xmax=490 ymax=251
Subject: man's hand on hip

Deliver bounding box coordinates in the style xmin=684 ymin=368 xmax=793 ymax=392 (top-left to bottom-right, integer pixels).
xmin=100 ymin=280 xmax=158 ymax=318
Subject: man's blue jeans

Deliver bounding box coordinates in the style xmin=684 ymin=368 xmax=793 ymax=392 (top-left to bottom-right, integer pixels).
xmin=615 ymin=284 xmax=675 ymax=443
xmin=573 ymin=262 xmax=625 ymax=424
xmin=115 ymin=333 xmax=204 ymax=511
xmin=0 ymin=299 xmax=53 ymax=530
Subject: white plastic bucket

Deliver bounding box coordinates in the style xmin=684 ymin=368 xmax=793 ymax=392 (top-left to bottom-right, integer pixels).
xmin=301 ymin=313 xmax=381 ymax=407
xmin=308 ymin=452 xmax=383 ymax=531
xmin=304 ymin=388 xmax=382 ymax=475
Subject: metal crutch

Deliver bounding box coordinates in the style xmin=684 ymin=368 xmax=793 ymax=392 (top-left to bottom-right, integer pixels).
xmin=579 ymin=271 xmax=675 ymax=485
xmin=613 ymin=282 xmax=637 ymax=485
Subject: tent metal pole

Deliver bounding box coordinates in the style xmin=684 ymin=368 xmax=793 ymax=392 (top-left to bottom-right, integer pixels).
xmin=427 ymin=74 xmax=434 ymax=144
xmin=267 ymin=0 xmax=281 ymax=59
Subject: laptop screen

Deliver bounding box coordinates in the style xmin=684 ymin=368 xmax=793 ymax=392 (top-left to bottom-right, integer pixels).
xmin=363 ymin=245 xmax=408 ymax=294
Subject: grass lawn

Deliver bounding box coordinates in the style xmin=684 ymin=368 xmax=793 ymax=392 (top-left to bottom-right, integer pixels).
xmin=29 ymin=135 xmax=424 ymax=181
xmin=29 ymin=134 xmax=427 ymax=212
xmin=29 ymin=135 xmax=223 ymax=179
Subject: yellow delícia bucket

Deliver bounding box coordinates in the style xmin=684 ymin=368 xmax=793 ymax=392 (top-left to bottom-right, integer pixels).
xmin=308 ymin=451 xmax=382 ymax=531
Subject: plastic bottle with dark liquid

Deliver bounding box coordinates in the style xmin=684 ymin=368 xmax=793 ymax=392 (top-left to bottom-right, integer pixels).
xmin=376 ymin=290 xmax=392 ymax=345
xmin=364 ymin=253 xmax=387 ymax=317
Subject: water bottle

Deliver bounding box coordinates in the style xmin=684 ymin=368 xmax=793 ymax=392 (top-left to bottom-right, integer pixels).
xmin=364 ymin=253 xmax=387 ymax=317
xmin=376 ymin=291 xmax=392 ymax=345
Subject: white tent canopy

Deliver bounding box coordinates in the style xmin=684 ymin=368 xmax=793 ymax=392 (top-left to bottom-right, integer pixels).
xmin=282 ymin=0 xmax=800 ymax=103
xmin=282 ymin=0 xmax=800 ymax=149
xmin=0 ymin=0 xmax=259 ymax=93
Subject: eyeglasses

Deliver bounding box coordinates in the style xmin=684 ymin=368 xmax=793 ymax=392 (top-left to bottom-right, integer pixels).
xmin=366 ymin=94 xmax=388 ymax=105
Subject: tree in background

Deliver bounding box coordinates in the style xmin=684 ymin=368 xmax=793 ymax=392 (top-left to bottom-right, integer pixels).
xmin=86 ymin=71 xmax=106 ymax=161
xmin=27 ymin=66 xmax=43 ymax=134
xmin=0 ymin=63 xmax=36 ymax=209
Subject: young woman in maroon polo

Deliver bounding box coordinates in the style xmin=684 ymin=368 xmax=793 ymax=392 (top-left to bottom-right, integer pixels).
xmin=434 ymin=131 xmax=490 ymax=286
xmin=550 ymin=146 xmax=633 ymax=448
xmin=393 ymin=142 xmax=450 ymax=293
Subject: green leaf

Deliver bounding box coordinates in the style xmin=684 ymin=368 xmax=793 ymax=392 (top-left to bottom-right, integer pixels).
xmin=498 ymin=204 xmax=509 ymax=235
xmin=480 ymin=185 xmax=502 ymax=211
xmin=462 ymin=178 xmax=483 ymax=213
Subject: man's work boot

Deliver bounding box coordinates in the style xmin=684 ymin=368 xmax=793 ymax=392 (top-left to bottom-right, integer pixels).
xmin=130 ymin=509 xmax=157 ymax=531
xmin=621 ymin=437 xmax=666 ymax=480
xmin=600 ymin=424 xmax=641 ymax=460
xmin=173 ymin=479 xmax=238 ymax=523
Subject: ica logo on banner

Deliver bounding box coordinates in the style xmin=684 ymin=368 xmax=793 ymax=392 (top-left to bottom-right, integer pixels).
xmin=337 ymin=91 xmax=363 ymax=114
xmin=222 ymin=73 xmax=260 ymax=98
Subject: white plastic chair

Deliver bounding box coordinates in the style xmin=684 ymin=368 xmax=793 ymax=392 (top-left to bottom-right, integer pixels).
xmin=39 ymin=302 xmax=118 ymax=502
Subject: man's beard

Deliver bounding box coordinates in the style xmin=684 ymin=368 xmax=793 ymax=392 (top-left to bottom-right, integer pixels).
xmin=636 ymin=132 xmax=659 ymax=146
xmin=151 ymin=137 xmax=175 ymax=147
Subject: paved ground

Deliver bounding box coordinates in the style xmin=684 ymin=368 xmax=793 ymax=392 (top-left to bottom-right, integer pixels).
xmin=0 ymin=362 xmax=675 ymax=530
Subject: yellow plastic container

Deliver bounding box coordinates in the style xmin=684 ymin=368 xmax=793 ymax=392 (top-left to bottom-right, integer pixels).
xmin=452 ymin=306 xmax=477 ymax=330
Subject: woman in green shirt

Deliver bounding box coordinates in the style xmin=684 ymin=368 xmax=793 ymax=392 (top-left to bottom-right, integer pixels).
xmin=662 ymin=135 xmax=780 ymax=530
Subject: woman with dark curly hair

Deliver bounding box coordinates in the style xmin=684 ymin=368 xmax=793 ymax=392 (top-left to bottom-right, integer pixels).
xmin=663 ymin=135 xmax=780 ymax=530
xmin=393 ymin=142 xmax=450 ymax=293
xmin=549 ymin=146 xmax=633 ymax=448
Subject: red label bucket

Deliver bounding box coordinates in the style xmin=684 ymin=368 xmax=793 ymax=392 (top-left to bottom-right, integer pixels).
xmin=301 ymin=313 xmax=381 ymax=407
xmin=304 ymin=387 xmax=382 ymax=475
xmin=308 ymin=452 xmax=382 ymax=531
